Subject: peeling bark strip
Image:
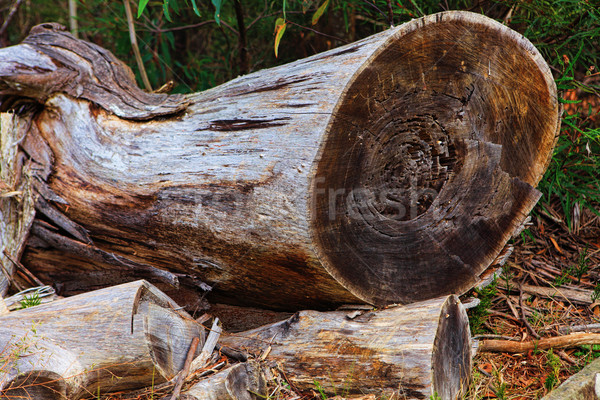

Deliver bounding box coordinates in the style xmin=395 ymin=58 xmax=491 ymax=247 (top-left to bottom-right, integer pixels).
xmin=0 ymin=280 xmax=203 ymax=400
xmin=220 ymin=296 xmax=472 ymax=399
xmin=0 ymin=11 xmax=559 ymax=310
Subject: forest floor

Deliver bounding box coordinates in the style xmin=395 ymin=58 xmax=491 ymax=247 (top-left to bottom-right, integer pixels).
xmin=464 ymin=199 xmax=600 ymax=399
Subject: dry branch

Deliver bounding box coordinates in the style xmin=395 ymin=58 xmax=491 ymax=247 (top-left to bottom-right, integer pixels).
xmin=478 ymin=333 xmax=600 ymax=353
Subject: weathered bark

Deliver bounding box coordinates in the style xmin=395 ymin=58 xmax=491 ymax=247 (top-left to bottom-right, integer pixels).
xmin=0 ymin=280 xmax=203 ymax=399
xmin=0 ymin=113 xmax=37 ymax=295
xmin=0 ymin=11 xmax=560 ymax=310
xmin=179 ymin=362 xmax=266 ymax=400
xmin=220 ymin=295 xmax=472 ymax=399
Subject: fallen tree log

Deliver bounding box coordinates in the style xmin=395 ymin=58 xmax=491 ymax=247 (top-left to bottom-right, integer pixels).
xmin=219 ymin=295 xmax=472 ymax=399
xmin=0 ymin=11 xmax=560 ymax=310
xmin=0 ymin=280 xmax=203 ymax=399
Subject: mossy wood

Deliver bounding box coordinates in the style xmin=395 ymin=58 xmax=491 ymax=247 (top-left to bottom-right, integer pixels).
xmin=219 ymin=295 xmax=472 ymax=399
xmin=0 ymin=280 xmax=203 ymax=399
xmin=0 ymin=11 xmax=559 ymax=310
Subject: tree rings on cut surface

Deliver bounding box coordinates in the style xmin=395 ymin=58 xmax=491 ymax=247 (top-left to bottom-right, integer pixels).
xmin=311 ymin=11 xmax=559 ymax=305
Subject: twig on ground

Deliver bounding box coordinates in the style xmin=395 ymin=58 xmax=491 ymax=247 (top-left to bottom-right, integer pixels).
xmin=558 ymin=323 xmax=600 ymax=334
xmin=520 ymin=282 xmax=541 ymax=339
xmin=479 ymin=332 xmax=600 ymax=353
xmin=169 ymin=336 xmax=200 ymax=400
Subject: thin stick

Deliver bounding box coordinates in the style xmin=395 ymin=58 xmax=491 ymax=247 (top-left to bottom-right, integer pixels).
xmin=190 ymin=318 xmax=222 ymax=372
xmin=559 ymin=323 xmax=600 ymax=335
xmin=520 ymin=282 xmax=540 ymax=339
xmin=68 ymin=0 xmax=79 ymax=38
xmin=123 ymin=0 xmax=152 ymax=91
xmin=170 ymin=336 xmax=200 ymax=400
xmin=0 ymin=260 xmax=24 ymax=292
xmin=0 ymin=0 xmax=25 ymax=37
xmin=386 ymin=0 xmax=394 ymax=27
xmin=233 ymin=0 xmax=249 ymax=75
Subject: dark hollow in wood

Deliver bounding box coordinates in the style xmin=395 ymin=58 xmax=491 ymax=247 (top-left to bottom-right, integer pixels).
xmin=220 ymin=295 xmax=472 ymax=399
xmin=0 ymin=280 xmax=203 ymax=399
xmin=0 ymin=11 xmax=559 ymax=310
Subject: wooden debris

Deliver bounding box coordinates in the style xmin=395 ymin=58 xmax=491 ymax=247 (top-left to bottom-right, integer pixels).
xmin=220 ymin=295 xmax=472 ymax=399
xmin=170 ymin=336 xmax=201 ymax=400
xmin=478 ymin=333 xmax=600 ymax=353
xmin=190 ymin=318 xmax=222 ymax=372
xmin=180 ymin=361 xmax=266 ymax=400
xmin=0 ymin=280 xmax=203 ymax=399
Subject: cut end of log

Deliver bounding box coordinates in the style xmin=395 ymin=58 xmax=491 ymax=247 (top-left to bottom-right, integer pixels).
xmin=432 ymin=294 xmax=472 ymax=399
xmin=310 ymin=11 xmax=559 ymax=305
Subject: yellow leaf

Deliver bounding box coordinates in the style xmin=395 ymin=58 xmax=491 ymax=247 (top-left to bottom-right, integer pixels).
xmin=274 ymin=18 xmax=287 ymax=58
xmin=312 ymin=0 xmax=329 ymax=25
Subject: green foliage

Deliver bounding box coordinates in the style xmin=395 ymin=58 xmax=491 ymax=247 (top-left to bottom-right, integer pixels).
xmin=593 ymin=284 xmax=600 ymax=303
xmin=211 ymin=0 xmax=223 ymax=24
xmin=544 ymin=349 xmax=562 ymax=391
xmin=313 ymin=380 xmax=328 ymax=400
xmin=468 ymin=279 xmax=498 ymax=335
xmin=18 ymin=291 xmax=41 ymax=309
xmin=525 ymin=0 xmax=600 ymax=230
xmin=492 ymin=368 xmax=508 ymax=400
xmin=312 ymin=0 xmax=330 ymax=25
xmin=573 ymin=344 xmax=600 ymax=363
xmin=274 ymin=18 xmax=287 ymax=58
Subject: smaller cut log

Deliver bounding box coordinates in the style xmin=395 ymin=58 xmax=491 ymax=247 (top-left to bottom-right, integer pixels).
xmin=220 ymin=295 xmax=471 ymax=399
xmin=0 ymin=280 xmax=203 ymax=400
xmin=178 ymin=362 xmax=266 ymax=400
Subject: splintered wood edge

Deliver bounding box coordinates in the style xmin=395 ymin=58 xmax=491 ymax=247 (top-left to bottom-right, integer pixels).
xmin=432 ymin=295 xmax=472 ymax=399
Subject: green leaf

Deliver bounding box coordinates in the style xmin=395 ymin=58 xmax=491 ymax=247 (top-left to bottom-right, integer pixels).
xmin=163 ymin=0 xmax=172 ymax=21
xmin=312 ymin=0 xmax=329 ymax=25
xmin=170 ymin=0 xmax=180 ymax=14
xmin=274 ymin=18 xmax=286 ymax=58
xmin=190 ymin=0 xmax=201 ymax=17
xmin=137 ymin=0 xmax=150 ymax=17
xmin=212 ymin=0 xmax=223 ymax=25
